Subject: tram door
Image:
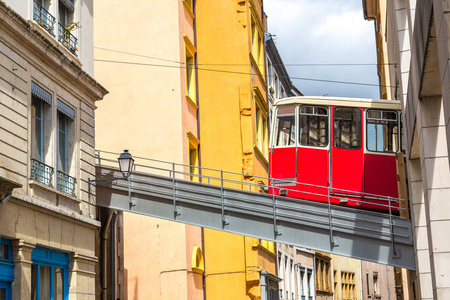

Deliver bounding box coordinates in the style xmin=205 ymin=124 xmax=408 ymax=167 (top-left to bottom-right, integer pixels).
xmin=271 ymin=106 xmax=297 ymax=183
xmin=331 ymin=107 xmax=364 ymax=196
xmin=296 ymin=105 xmax=329 ymax=202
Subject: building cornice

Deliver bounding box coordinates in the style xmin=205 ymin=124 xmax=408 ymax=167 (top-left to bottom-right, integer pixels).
xmin=0 ymin=2 xmax=108 ymax=105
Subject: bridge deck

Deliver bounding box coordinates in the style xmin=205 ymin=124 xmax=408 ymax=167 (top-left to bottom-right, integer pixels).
xmin=94 ymin=155 xmax=415 ymax=270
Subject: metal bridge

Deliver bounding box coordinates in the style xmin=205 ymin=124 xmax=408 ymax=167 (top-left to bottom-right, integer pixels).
xmin=93 ymin=150 xmax=415 ymax=270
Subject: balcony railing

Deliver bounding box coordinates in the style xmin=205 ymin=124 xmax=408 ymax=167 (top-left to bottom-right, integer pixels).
xmin=30 ymin=158 xmax=53 ymax=187
xmin=33 ymin=0 xmax=55 ymax=36
xmin=58 ymin=23 xmax=77 ymax=55
xmin=57 ymin=171 xmax=76 ymax=197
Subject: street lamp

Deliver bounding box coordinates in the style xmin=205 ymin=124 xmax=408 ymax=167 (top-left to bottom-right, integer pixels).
xmin=118 ymin=149 xmax=134 ymax=179
xmin=88 ymin=150 xmax=135 ymax=200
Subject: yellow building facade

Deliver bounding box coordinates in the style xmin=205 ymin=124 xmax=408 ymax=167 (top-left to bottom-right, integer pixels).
xmin=196 ymin=0 xmax=277 ymax=299
xmin=93 ymin=0 xmax=203 ymax=299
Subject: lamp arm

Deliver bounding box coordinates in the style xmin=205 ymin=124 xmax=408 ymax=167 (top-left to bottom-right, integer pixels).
xmin=88 ymin=176 xmax=128 ymax=201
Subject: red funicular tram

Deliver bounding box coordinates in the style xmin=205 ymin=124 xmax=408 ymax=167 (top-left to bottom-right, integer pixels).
xmin=269 ymin=97 xmax=402 ymax=213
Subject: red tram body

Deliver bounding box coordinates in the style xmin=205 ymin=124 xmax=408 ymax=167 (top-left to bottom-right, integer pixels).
xmin=269 ymin=97 xmax=402 ymax=213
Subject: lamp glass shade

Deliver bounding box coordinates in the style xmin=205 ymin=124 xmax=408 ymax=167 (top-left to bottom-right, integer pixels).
xmin=118 ymin=150 xmax=134 ymax=178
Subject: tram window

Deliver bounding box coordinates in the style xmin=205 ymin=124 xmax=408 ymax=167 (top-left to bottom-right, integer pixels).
xmin=299 ymin=105 xmax=328 ymax=147
xmin=274 ymin=106 xmax=296 ymax=147
xmin=367 ymin=110 xmax=398 ymax=152
xmin=333 ymin=107 xmax=361 ymax=149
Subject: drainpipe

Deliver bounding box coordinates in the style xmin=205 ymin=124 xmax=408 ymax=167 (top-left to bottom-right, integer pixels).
xmin=111 ymin=212 xmax=118 ymax=300
xmin=102 ymin=209 xmax=115 ymax=300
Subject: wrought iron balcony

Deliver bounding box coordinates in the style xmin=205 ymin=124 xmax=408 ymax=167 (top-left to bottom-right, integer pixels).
xmin=58 ymin=23 xmax=77 ymax=55
xmin=30 ymin=157 xmax=53 ymax=187
xmin=57 ymin=170 xmax=76 ymax=197
xmin=33 ymin=0 xmax=55 ymax=36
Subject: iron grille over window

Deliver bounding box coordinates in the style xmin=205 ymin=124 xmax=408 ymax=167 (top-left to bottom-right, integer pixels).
xmin=57 ymin=170 xmax=76 ymax=197
xmin=30 ymin=157 xmax=53 ymax=187
xmin=33 ymin=0 xmax=55 ymax=35
xmin=58 ymin=23 xmax=77 ymax=55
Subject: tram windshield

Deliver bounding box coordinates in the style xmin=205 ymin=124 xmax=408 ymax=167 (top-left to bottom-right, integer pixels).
xmin=274 ymin=106 xmax=295 ymax=147
xmin=299 ymin=105 xmax=328 ymax=147
xmin=367 ymin=110 xmax=398 ymax=152
xmin=333 ymin=107 xmax=362 ymax=149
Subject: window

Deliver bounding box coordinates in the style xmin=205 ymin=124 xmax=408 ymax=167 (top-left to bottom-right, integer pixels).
xmin=267 ymin=60 xmax=273 ymax=89
xmin=0 ymin=239 xmax=13 ymax=300
xmin=366 ymin=272 xmax=370 ymax=296
xmin=341 ymin=271 xmax=356 ymax=300
xmin=300 ymin=105 xmax=328 ymax=147
xmin=187 ymin=131 xmax=199 ymax=181
xmin=373 ymin=273 xmax=378 ymax=295
xmin=254 ymin=88 xmax=268 ymax=157
xmin=30 ymin=82 xmax=53 ymax=186
xmin=31 ymin=246 xmax=69 ymax=300
xmin=278 ymin=253 xmax=284 ymax=299
xmin=58 ymin=0 xmax=77 ymax=54
xmin=33 ymin=0 xmax=55 ymax=35
xmin=56 ymin=100 xmax=76 ymax=197
xmin=250 ymin=6 xmax=264 ymax=73
xmin=315 ymin=255 xmax=331 ymax=293
xmin=274 ymin=106 xmax=295 ymax=147
xmin=367 ymin=110 xmax=398 ymax=152
xmin=58 ymin=0 xmax=74 ymax=27
xmin=299 ymin=268 xmax=305 ymax=298
xmin=307 ymin=271 xmax=312 ymax=299
xmin=274 ymin=74 xmax=280 ymax=99
xmin=333 ymin=107 xmax=361 ymax=149
xmin=32 ymin=96 xmax=44 ymax=163
xmin=184 ymin=36 xmax=197 ymax=103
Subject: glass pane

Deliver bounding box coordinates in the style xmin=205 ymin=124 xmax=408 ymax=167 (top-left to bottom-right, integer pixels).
xmin=333 ymin=107 xmax=361 ymax=149
xmin=383 ymin=111 xmax=397 ymax=120
xmin=0 ymin=288 xmax=5 ymax=300
xmin=31 ymin=264 xmax=37 ymax=300
xmin=31 ymin=98 xmax=43 ymax=161
xmin=58 ymin=113 xmax=67 ymax=172
xmin=366 ymin=110 xmax=398 ymax=152
xmin=40 ymin=265 xmax=51 ymax=300
xmin=0 ymin=244 xmax=8 ymax=260
xmin=274 ymin=106 xmax=295 ymax=147
xmin=300 ymin=106 xmax=328 ymax=147
xmin=53 ymin=268 xmax=64 ymax=300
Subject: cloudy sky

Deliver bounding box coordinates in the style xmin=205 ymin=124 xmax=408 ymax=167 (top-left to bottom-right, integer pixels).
xmin=264 ymin=0 xmax=380 ymax=99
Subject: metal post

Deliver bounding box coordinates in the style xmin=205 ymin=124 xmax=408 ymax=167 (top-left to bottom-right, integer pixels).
xmin=173 ymin=162 xmax=180 ymax=217
xmin=328 ymin=187 xmax=337 ymax=247
xmin=388 ymin=196 xmax=397 ymax=257
xmin=272 ymin=179 xmax=279 ymax=237
xmin=221 ymin=170 xmax=228 ymax=226
xmin=128 ymin=175 xmax=135 ymax=207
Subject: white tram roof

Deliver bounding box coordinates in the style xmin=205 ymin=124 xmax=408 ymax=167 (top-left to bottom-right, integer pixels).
xmin=274 ymin=96 xmax=401 ymax=111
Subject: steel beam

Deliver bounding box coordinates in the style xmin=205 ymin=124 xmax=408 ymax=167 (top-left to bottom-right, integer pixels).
xmin=95 ymin=166 xmax=415 ymax=270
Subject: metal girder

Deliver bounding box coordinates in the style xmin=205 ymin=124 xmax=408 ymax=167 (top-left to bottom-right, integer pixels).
xmin=95 ymin=166 xmax=415 ymax=270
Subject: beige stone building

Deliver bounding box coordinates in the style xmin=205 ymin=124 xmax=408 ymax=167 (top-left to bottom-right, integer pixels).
xmin=277 ymin=246 xmax=315 ymax=300
xmin=363 ymin=0 xmax=450 ymax=299
xmin=0 ymin=0 xmax=107 ymax=299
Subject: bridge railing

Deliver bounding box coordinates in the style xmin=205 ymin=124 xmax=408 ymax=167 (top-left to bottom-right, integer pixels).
xmin=94 ymin=150 xmax=406 ymax=216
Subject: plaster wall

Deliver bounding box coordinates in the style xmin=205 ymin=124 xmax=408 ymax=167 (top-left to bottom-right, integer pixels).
xmin=196 ymin=0 xmax=273 ymax=298
xmin=93 ymin=0 xmax=203 ymax=298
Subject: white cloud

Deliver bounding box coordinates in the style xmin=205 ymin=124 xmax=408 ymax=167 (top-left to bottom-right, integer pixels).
xmin=264 ymin=0 xmax=380 ymax=98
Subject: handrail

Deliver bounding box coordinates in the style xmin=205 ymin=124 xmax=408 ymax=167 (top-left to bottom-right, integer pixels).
xmin=94 ymin=150 xmax=406 ymax=214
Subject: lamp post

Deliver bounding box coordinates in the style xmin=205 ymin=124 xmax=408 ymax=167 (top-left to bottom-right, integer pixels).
xmin=88 ymin=150 xmax=135 ymax=200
